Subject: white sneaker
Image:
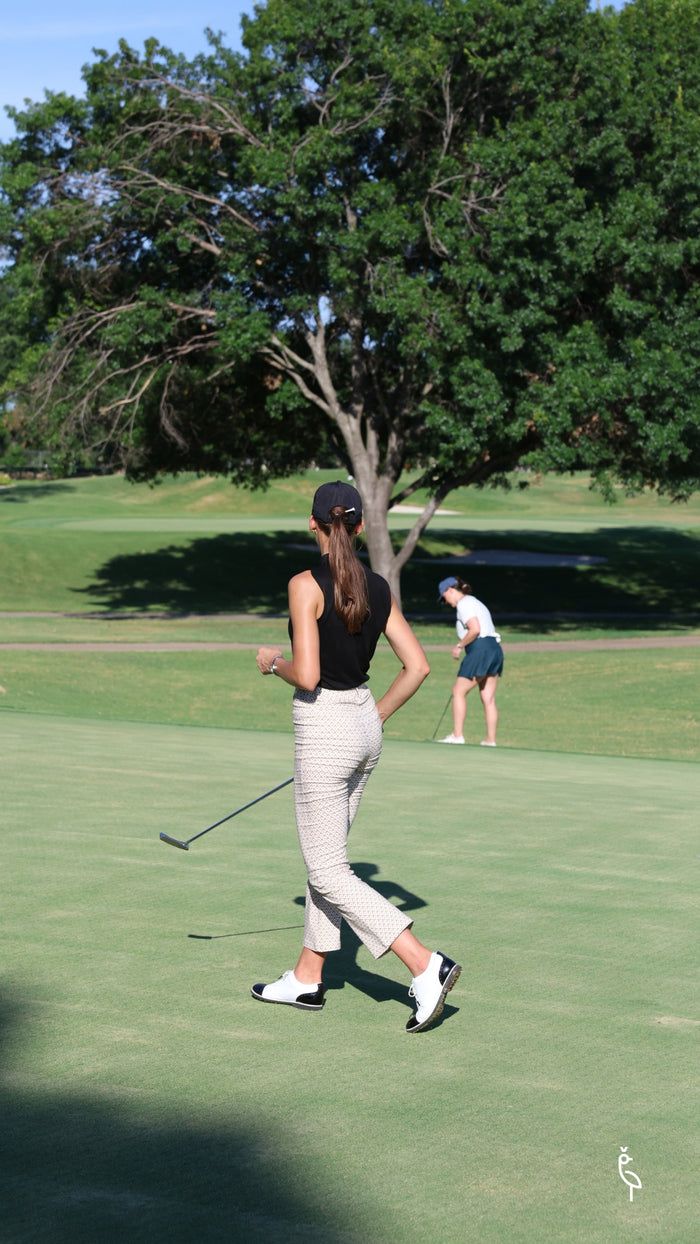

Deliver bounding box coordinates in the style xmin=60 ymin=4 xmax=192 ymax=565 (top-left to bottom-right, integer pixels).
xmin=437 ymin=734 xmax=465 ymax=745
xmin=251 ymin=970 xmax=326 ymax=1010
xmin=406 ymin=951 xmax=462 ymax=1034
xmin=480 ymin=740 xmax=497 ymax=747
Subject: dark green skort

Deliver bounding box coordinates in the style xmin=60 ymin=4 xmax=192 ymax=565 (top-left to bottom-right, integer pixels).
xmin=458 ymin=636 xmax=504 ymax=680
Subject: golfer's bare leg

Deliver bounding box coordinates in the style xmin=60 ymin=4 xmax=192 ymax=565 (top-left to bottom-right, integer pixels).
xmin=298 ymin=925 xmax=432 ymax=982
xmin=478 ymin=676 xmax=499 ymax=744
xmin=390 ymin=928 xmax=431 ymax=977
xmin=453 ymin=676 xmax=476 ymax=737
xmin=295 ymin=947 xmax=327 ymax=984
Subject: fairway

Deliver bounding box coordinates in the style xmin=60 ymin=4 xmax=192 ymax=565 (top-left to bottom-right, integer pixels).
xmin=3 ymin=711 xmax=697 ymax=1242
xmin=2 ymin=472 xmax=699 ymax=619
xmin=2 ymin=471 xmax=699 ymax=767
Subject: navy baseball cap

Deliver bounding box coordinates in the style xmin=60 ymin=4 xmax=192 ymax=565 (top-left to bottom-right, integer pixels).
xmin=312 ymin=480 xmax=363 ymax=524
xmin=438 ymin=575 xmax=458 ymax=602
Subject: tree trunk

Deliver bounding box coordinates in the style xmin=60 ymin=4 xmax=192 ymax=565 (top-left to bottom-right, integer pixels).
xmin=362 ymin=484 xmax=402 ymax=601
xmin=344 ymin=455 xmax=401 ymax=600
xmin=346 ymin=451 xmax=451 ymax=609
xmin=289 ymin=335 xmax=441 ymax=606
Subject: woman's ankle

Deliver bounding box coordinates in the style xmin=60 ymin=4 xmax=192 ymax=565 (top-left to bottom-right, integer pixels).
xmin=390 ymin=929 xmax=431 ymax=977
xmin=294 ymin=949 xmax=327 ymax=983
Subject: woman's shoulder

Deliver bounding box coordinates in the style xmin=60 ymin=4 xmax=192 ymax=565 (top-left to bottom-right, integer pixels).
xmin=288 ymin=569 xmax=320 ymax=594
xmin=458 ymin=593 xmax=481 ymax=613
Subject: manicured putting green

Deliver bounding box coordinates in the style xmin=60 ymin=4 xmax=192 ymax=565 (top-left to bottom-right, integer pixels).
xmin=3 ymin=712 xmax=697 ymax=1241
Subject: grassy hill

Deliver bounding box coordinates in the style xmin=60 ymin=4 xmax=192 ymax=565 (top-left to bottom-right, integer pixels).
xmin=1 ymin=469 xmax=698 ymax=762
xmin=1 ymin=470 xmax=698 ymax=621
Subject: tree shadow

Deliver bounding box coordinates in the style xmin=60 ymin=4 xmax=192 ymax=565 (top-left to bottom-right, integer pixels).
xmin=0 ymin=482 xmax=76 ymax=504
xmin=0 ymin=987 xmax=368 ymax=1242
xmin=73 ymin=533 xmax=314 ymax=614
xmin=71 ymin=525 xmax=698 ymax=627
xmin=404 ymin=525 xmax=700 ymax=630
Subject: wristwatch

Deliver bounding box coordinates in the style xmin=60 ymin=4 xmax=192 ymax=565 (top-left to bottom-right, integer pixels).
xmin=270 ymin=656 xmax=280 ymax=675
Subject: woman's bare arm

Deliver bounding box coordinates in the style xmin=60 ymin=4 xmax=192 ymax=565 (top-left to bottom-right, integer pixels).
xmin=256 ymin=572 xmax=322 ymax=692
xmin=452 ymin=616 xmax=480 ymax=659
xmin=375 ymin=599 xmax=430 ymax=724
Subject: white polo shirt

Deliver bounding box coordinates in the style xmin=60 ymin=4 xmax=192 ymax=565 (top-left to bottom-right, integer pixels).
xmin=456 ymin=595 xmax=498 ymax=640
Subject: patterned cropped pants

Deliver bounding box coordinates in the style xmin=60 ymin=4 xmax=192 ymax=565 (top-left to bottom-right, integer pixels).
xmin=292 ymin=686 xmax=413 ymax=959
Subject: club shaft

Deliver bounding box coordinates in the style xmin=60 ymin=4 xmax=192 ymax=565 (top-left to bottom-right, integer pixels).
xmin=185 ymin=777 xmax=294 ymax=845
xmin=432 ymin=693 xmax=452 ymax=739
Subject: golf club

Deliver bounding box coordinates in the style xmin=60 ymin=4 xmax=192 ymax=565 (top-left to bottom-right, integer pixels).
xmin=159 ymin=776 xmax=293 ymax=851
xmin=432 ymin=692 xmax=453 ymax=740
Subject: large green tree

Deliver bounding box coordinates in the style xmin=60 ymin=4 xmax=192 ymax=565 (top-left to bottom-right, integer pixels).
xmin=1 ymin=0 xmax=699 ymax=596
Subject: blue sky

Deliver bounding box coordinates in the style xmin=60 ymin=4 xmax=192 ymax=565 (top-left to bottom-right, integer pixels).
xmin=0 ymin=1 xmax=252 ymax=140
xmin=0 ymin=1 xmax=626 ymax=143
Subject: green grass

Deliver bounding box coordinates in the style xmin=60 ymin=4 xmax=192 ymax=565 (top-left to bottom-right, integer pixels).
xmin=3 ymin=471 xmax=697 ymax=1238
xmin=3 ymin=467 xmax=700 ymax=521
xmin=1 ymin=468 xmax=698 ymax=763
xmin=1 ymin=471 xmax=698 ymax=622
xmin=1 ymin=645 xmax=698 ymax=761
xmin=3 ymin=711 xmax=698 ymax=1241
xmin=0 ymin=614 xmax=698 ymax=646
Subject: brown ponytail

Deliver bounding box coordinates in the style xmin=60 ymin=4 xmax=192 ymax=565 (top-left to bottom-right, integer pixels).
xmin=454 ymin=578 xmax=472 ymax=595
xmin=317 ymin=506 xmax=369 ymax=634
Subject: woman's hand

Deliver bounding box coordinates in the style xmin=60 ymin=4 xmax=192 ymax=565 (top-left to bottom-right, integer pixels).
xmin=453 ymin=621 xmax=479 ymax=660
xmin=256 ymin=646 xmax=283 ymax=675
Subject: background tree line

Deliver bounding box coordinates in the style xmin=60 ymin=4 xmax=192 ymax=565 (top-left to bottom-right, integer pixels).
xmin=1 ymin=0 xmax=699 ymax=596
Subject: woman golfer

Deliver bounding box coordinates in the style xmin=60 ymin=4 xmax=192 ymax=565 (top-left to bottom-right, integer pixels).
xmin=437 ymin=576 xmax=504 ymax=747
xmin=254 ymin=480 xmax=460 ymax=1033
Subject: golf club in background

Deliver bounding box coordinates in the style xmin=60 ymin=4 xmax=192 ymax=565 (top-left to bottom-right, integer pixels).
xmin=159 ymin=777 xmax=294 ymax=851
xmin=432 ymin=693 xmax=452 ymax=740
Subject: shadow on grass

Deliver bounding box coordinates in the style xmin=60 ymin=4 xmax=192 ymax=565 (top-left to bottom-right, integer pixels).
xmin=73 ymin=533 xmax=310 ymax=615
xmin=0 ymin=482 xmax=76 ymax=504
xmin=289 ymin=863 xmax=457 ymax=1029
xmin=188 ymin=924 xmax=305 ymax=940
xmin=0 ymin=989 xmax=367 ymax=1243
xmin=74 ymin=527 xmax=699 ymax=629
xmin=405 ymin=525 xmax=700 ymax=628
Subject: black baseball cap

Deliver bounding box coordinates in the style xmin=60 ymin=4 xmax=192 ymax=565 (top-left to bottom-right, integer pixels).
xmin=312 ymin=480 xmax=363 ymax=524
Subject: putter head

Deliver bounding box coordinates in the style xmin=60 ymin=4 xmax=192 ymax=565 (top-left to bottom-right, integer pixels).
xmin=160 ymin=832 xmax=189 ymax=851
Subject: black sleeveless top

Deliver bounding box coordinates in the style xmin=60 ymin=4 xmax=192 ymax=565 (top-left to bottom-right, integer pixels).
xmin=288 ymin=555 xmax=392 ymax=690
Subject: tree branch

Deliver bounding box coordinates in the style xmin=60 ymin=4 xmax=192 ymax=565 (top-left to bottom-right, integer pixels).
xmin=305 ymin=317 xmax=344 ymax=420
xmin=118 ymin=165 xmax=260 ymax=233
xmin=259 ymin=346 xmax=335 ymax=419
xmin=388 ymin=468 xmax=436 ymax=509
xmin=130 ymin=73 xmax=264 ymax=148
xmin=393 ymin=483 xmax=453 ymax=573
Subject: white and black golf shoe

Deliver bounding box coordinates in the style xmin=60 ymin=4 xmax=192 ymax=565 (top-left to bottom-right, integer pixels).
xmin=251 ymin=970 xmax=326 ymax=1011
xmin=405 ymin=951 xmax=461 ymax=1034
